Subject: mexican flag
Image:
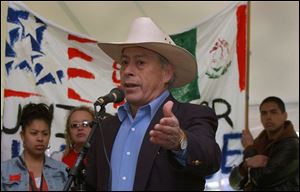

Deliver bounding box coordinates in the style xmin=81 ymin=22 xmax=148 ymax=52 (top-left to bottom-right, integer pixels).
xmin=170 ymin=1 xmax=248 ymax=186
xmin=2 ymin=1 xmax=247 ymax=188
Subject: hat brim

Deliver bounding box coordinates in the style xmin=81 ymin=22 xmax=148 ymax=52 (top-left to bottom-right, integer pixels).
xmin=98 ymin=42 xmax=197 ymax=88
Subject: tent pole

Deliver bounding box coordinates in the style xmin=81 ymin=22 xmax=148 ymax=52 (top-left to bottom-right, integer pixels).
xmin=245 ymin=1 xmax=251 ymax=131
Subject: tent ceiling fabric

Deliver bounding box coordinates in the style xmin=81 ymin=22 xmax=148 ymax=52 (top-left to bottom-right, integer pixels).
xmin=1 ymin=1 xmax=299 ymax=105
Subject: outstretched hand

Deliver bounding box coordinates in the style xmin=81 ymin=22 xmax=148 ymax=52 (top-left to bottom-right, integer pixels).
xmin=149 ymin=101 xmax=184 ymax=150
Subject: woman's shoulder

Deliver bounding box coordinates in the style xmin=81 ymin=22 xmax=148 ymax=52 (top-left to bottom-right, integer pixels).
xmin=45 ymin=155 xmax=68 ymax=171
xmin=1 ymin=156 xmax=25 ymax=181
xmin=50 ymin=150 xmax=64 ymax=161
xmin=1 ymin=156 xmax=21 ymax=168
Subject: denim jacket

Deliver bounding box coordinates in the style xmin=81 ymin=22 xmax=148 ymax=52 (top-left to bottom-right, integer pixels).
xmin=1 ymin=154 xmax=68 ymax=191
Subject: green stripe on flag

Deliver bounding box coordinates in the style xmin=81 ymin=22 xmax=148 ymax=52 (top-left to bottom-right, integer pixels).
xmin=170 ymin=28 xmax=200 ymax=102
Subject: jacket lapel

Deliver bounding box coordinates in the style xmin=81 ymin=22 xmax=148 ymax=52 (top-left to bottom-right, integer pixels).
xmin=103 ymin=116 xmax=121 ymax=160
xmin=133 ymin=95 xmax=179 ymax=190
xmin=99 ymin=116 xmax=121 ymax=190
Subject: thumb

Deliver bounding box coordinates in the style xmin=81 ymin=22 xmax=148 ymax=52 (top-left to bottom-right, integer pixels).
xmin=163 ymin=101 xmax=174 ymax=118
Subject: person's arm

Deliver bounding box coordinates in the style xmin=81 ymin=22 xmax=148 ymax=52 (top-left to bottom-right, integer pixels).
xmin=250 ymin=138 xmax=299 ymax=187
xmin=238 ymin=130 xmax=258 ymax=177
xmin=172 ymin=147 xmax=188 ymax=166
xmin=177 ymin=104 xmax=221 ymax=176
xmin=245 ymin=155 xmax=268 ymax=168
xmin=150 ymin=101 xmax=221 ymax=176
xmin=241 ymin=128 xmax=254 ymax=148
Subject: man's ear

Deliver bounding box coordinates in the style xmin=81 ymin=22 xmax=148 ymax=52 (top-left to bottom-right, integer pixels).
xmin=163 ymin=64 xmax=174 ymax=84
xmin=283 ymin=112 xmax=288 ymax=120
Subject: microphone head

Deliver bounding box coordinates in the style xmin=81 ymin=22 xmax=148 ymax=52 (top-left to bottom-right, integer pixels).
xmin=110 ymin=88 xmax=125 ymax=103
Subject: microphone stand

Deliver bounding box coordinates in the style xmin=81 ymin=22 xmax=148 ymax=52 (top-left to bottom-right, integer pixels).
xmin=63 ymin=105 xmax=106 ymax=191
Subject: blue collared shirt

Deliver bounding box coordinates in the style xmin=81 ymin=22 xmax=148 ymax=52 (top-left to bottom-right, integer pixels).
xmin=111 ymin=90 xmax=170 ymax=191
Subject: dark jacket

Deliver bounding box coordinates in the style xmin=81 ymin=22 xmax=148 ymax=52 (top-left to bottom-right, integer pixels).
xmin=236 ymin=121 xmax=299 ymax=191
xmin=85 ymin=95 xmax=221 ymax=191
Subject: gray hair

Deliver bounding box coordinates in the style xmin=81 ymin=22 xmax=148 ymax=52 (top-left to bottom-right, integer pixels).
xmin=157 ymin=54 xmax=176 ymax=88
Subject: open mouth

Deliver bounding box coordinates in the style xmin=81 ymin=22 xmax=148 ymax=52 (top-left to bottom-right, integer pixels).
xmin=124 ymin=83 xmax=139 ymax=88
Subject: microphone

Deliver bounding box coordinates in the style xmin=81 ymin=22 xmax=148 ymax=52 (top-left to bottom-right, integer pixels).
xmin=94 ymin=88 xmax=125 ymax=106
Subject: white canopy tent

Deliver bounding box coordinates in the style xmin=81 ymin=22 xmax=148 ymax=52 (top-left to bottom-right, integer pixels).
xmin=1 ymin=1 xmax=299 ymax=121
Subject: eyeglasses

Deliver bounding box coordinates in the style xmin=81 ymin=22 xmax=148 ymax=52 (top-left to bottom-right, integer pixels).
xmin=70 ymin=121 xmax=92 ymax=129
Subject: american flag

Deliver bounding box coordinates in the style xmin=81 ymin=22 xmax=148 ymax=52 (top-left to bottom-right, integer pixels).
xmin=2 ymin=1 xmax=121 ymax=161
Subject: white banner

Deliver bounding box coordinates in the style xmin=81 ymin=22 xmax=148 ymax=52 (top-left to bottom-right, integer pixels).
xmin=2 ymin=1 xmax=247 ymax=190
xmin=193 ymin=2 xmax=247 ymax=189
xmin=2 ymin=1 xmax=122 ymax=161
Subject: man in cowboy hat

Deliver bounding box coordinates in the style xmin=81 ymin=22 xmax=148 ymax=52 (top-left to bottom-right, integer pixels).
xmin=86 ymin=17 xmax=221 ymax=191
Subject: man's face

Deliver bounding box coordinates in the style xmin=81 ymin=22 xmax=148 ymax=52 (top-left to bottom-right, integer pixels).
xmin=260 ymin=102 xmax=287 ymax=133
xmin=120 ymin=47 xmax=173 ymax=108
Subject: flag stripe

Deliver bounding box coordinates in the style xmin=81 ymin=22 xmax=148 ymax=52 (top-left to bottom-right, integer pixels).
xmin=68 ymin=88 xmax=92 ymax=103
xmin=68 ymin=47 xmax=93 ymax=62
xmin=68 ymin=34 xmax=97 ymax=43
xmin=236 ymin=4 xmax=247 ymax=91
xmin=67 ymin=68 xmax=95 ymax=79
xmin=4 ymin=89 xmax=43 ymax=98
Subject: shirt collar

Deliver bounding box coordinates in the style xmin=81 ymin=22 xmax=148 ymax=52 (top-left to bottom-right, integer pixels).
xmin=118 ymin=90 xmax=170 ymax=122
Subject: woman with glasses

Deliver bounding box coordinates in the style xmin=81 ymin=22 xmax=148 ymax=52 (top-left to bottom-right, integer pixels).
xmin=52 ymin=106 xmax=95 ymax=168
xmin=1 ymin=103 xmax=68 ymax=191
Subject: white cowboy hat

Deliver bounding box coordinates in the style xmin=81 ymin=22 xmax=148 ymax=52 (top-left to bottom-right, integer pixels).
xmin=98 ymin=17 xmax=197 ymax=88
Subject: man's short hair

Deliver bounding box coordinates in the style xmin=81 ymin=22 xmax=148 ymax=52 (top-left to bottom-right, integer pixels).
xmin=259 ymin=96 xmax=286 ymax=113
xmin=157 ymin=53 xmax=175 ymax=88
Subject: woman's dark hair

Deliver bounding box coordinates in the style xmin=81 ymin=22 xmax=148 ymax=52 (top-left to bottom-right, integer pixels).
xmin=20 ymin=103 xmax=53 ymax=131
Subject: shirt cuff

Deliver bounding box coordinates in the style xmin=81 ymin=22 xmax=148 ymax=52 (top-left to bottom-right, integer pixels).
xmin=172 ymin=147 xmax=188 ymax=166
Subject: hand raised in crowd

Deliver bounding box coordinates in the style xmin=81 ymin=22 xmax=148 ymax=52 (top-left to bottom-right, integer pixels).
xmin=241 ymin=128 xmax=254 ymax=148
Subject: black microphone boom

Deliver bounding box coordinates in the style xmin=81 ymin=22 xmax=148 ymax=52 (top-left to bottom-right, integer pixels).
xmin=94 ymin=88 xmax=125 ymax=106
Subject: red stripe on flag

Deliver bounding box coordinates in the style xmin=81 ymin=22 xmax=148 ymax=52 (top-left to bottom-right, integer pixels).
xmin=4 ymin=89 xmax=43 ymax=98
xmin=67 ymin=68 xmax=95 ymax=80
xmin=112 ymin=71 xmax=121 ymax=83
xmin=113 ymin=100 xmax=125 ymax=109
xmin=68 ymin=34 xmax=97 ymax=43
xmin=68 ymin=88 xmax=92 ymax=103
xmin=68 ymin=48 xmax=93 ymax=62
xmin=236 ymin=4 xmax=247 ymax=91
xmin=112 ymin=61 xmax=121 ymax=84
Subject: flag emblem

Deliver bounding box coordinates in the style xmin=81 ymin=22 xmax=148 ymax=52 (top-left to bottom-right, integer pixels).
xmin=205 ymin=38 xmax=232 ymax=79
